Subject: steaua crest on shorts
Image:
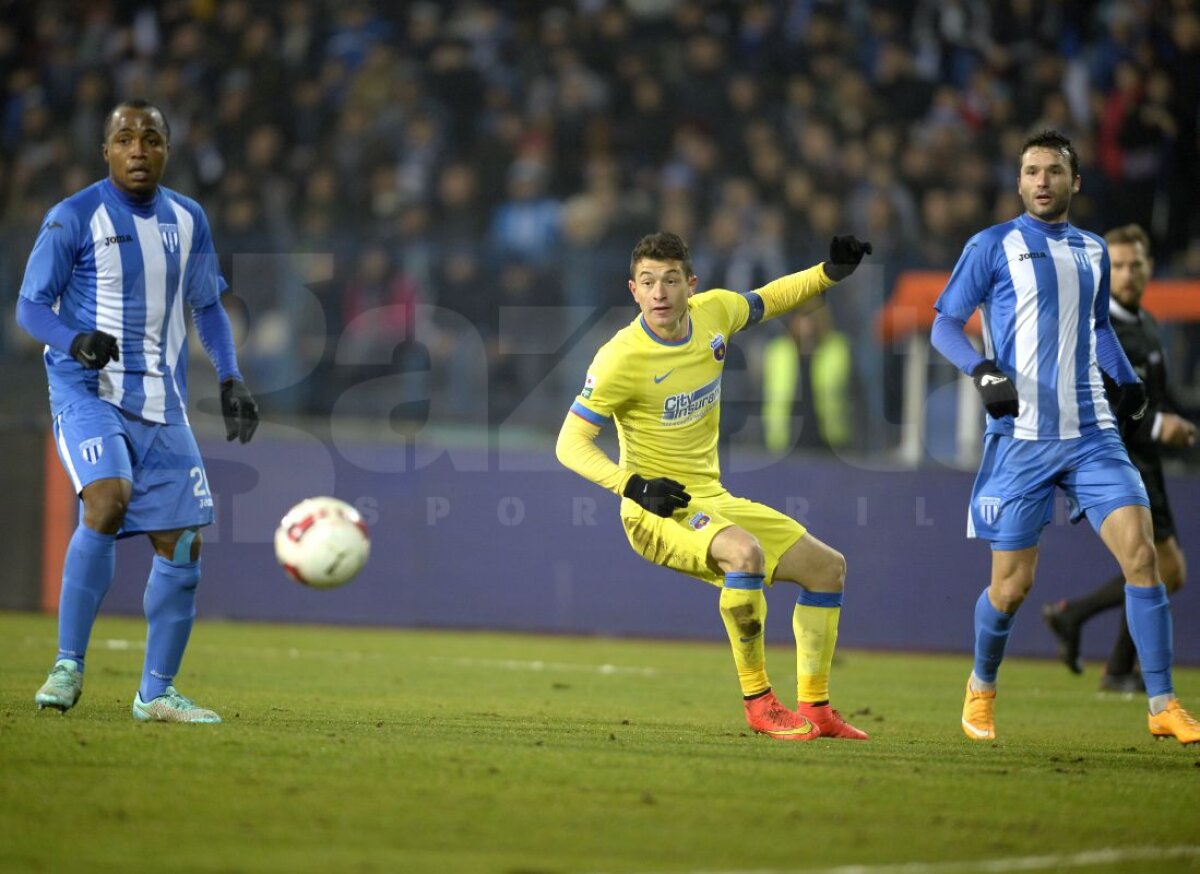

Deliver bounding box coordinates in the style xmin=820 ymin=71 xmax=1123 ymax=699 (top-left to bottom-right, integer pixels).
xmin=976 ymin=496 xmax=1002 ymax=525
xmin=710 ymin=333 xmax=726 ymax=361
xmin=581 ymin=373 xmax=596 ymax=399
xmin=688 ymin=511 xmax=711 ymax=530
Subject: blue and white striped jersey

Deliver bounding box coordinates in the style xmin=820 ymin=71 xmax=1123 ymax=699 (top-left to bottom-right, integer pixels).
xmin=19 ymin=179 xmax=225 ymax=424
xmin=935 ymin=213 xmax=1129 ymax=441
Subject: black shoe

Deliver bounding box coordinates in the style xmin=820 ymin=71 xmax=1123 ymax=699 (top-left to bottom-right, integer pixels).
xmin=1098 ymin=672 xmax=1145 ymax=694
xmin=1042 ymin=601 xmax=1083 ymax=674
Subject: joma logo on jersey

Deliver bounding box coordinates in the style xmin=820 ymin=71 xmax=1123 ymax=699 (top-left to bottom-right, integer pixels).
xmin=1017 ymin=251 xmax=1046 ymax=261
xmin=104 ymin=234 xmax=133 ymax=246
xmin=160 ymin=223 xmax=179 ymax=253
xmin=710 ymin=333 xmax=726 ymax=361
xmin=662 ymin=376 xmax=721 ymax=423
xmin=79 ymin=437 xmax=104 ymax=465
xmin=977 ymin=496 xmax=1002 ymax=525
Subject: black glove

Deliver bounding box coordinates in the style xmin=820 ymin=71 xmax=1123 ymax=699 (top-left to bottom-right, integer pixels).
xmin=823 ymin=235 xmax=874 ymax=281
xmin=623 ymin=473 xmax=690 ymax=518
xmin=1114 ymin=381 xmax=1148 ymax=440
xmin=971 ymin=360 xmax=1019 ymax=419
xmin=220 ymin=379 xmax=260 ymax=444
xmin=69 ymin=331 xmax=120 ymax=370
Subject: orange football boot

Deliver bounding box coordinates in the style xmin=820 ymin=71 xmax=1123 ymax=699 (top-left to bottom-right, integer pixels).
xmin=1148 ymin=700 xmax=1200 ymax=745
xmin=744 ymin=690 xmax=820 ymax=741
xmin=797 ymin=702 xmax=869 ymax=740
xmin=962 ymin=679 xmax=996 ymax=741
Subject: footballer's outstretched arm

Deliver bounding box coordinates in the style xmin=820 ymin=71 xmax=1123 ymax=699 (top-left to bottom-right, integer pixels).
xmin=555 ymin=411 xmax=631 ymax=495
xmin=744 ymin=235 xmax=872 ymax=326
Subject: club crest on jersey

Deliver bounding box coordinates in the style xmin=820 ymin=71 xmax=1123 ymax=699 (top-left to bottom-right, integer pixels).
xmin=79 ymin=437 xmax=104 ymax=465
xmin=710 ymin=333 xmax=726 ymax=361
xmin=1073 ymin=250 xmax=1091 ymax=270
xmin=977 ymin=496 xmax=1002 ymax=525
xmin=687 ymin=511 xmax=711 ymax=530
xmin=582 ymin=373 xmax=596 ymax=399
xmin=160 ymin=223 xmax=179 ymax=253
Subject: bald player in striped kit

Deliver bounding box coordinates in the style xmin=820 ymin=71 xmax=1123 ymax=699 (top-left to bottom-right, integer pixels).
xmin=932 ymin=129 xmax=1198 ymax=745
xmin=16 ymin=100 xmax=259 ymax=723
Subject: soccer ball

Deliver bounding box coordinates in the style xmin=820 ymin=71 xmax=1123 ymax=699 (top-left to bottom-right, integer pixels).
xmin=274 ymin=497 xmax=370 ymax=589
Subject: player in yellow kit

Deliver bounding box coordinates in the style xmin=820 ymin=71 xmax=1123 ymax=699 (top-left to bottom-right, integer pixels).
xmin=556 ymin=231 xmax=872 ymax=741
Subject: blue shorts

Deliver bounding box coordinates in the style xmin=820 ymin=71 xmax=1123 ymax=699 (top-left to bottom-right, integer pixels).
xmin=968 ymin=429 xmax=1149 ymax=551
xmin=53 ymin=397 xmax=214 ymax=538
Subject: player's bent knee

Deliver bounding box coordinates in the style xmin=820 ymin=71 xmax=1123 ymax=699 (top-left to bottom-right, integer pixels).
xmin=81 ymin=483 xmax=130 ymax=533
xmin=714 ymin=530 xmax=765 ymax=575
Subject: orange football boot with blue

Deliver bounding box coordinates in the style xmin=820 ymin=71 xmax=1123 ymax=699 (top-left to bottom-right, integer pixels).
xmin=797 ymin=701 xmax=869 ymax=740
xmin=961 ymin=679 xmax=996 ymax=741
xmin=1148 ymin=699 xmax=1200 ymax=745
xmin=744 ymin=690 xmax=820 ymax=741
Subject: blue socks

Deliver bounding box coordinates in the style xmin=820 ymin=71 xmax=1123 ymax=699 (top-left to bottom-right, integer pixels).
xmin=56 ymin=525 xmax=117 ymax=668
xmin=140 ymin=556 xmax=201 ymax=702
xmin=972 ymin=587 xmax=1015 ymax=686
xmin=1124 ymin=583 xmax=1174 ymax=700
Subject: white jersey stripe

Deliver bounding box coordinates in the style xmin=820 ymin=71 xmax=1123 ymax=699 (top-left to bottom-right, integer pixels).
xmin=1082 ymin=235 xmax=1114 ymax=428
xmin=1048 ymin=238 xmax=1081 ymax=438
xmin=54 ymin=415 xmax=83 ymax=493
xmin=1001 ymin=229 xmax=1040 ymax=440
xmin=89 ymin=206 xmax=126 ymax=408
xmin=133 ymin=214 xmax=168 ymax=423
xmin=168 ymin=204 xmax=194 ymax=421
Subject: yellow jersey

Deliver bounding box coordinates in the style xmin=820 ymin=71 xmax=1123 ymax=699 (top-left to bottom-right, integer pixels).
xmin=570 ymin=289 xmax=747 ymax=496
xmin=557 ymin=264 xmax=835 ymax=499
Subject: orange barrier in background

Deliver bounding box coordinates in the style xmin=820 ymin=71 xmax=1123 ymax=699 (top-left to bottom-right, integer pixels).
xmin=878 ymin=272 xmax=1200 ymax=342
xmin=41 ymin=431 xmax=74 ymax=612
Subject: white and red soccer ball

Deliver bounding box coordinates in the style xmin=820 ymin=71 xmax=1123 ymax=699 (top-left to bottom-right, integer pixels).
xmin=274 ymin=497 xmax=370 ymax=589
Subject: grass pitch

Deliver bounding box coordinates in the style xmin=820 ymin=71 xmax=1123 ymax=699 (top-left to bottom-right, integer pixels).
xmin=1 ymin=611 xmax=1197 ymax=874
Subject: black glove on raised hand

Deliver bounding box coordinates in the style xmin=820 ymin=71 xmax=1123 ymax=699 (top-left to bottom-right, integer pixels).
xmin=1114 ymin=381 xmax=1148 ymax=440
xmin=623 ymin=473 xmax=690 ymax=518
xmin=69 ymin=331 xmax=120 ymax=370
xmin=823 ymin=235 xmax=874 ymax=282
xmin=220 ymin=378 xmax=260 ymax=444
xmin=971 ymin=360 xmax=1019 ymax=419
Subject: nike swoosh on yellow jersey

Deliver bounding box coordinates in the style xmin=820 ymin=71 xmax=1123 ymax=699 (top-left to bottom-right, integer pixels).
xmin=653 ymin=369 xmax=674 ymax=383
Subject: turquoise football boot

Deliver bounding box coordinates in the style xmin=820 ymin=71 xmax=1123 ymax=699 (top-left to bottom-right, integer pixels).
xmin=35 ymin=659 xmax=83 ymax=712
xmin=132 ymin=686 xmax=222 ymax=724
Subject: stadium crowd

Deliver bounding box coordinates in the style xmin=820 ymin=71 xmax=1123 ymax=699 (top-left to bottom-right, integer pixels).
xmin=1 ymin=0 xmax=1197 ymax=454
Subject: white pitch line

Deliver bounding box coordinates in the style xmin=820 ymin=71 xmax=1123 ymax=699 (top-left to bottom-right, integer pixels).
xmin=78 ymin=639 xmax=657 ymax=675
xmin=597 ymin=845 xmax=1200 ymax=874
xmin=429 ymin=656 xmax=658 ymax=677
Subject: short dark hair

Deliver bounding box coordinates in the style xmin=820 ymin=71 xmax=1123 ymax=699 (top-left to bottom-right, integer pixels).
xmin=1104 ymin=223 xmax=1151 ymax=255
xmin=104 ymin=99 xmax=171 ymax=142
xmin=1019 ymin=129 xmax=1077 ymax=177
xmin=630 ymin=232 xmax=694 ymax=279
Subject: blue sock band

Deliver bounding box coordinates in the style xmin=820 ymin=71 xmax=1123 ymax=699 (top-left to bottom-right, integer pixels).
xmin=1125 ymin=583 xmax=1173 ymax=698
xmin=172 ymin=528 xmax=197 ymax=564
xmin=724 ymin=572 xmax=764 ymax=590
xmin=797 ymin=590 xmax=843 ymax=608
xmin=973 ymin=588 xmax=1015 ymax=684
xmin=140 ymin=555 xmax=201 ymax=701
xmin=56 ymin=525 xmax=117 ymax=668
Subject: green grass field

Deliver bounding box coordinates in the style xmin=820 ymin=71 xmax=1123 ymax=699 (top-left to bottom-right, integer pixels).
xmin=1 ymin=611 xmax=1197 ymax=874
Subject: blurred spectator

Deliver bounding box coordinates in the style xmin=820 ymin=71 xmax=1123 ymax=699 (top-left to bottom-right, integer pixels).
xmin=762 ymin=301 xmax=853 ymax=454
xmin=0 ymin=0 xmax=1194 ymax=449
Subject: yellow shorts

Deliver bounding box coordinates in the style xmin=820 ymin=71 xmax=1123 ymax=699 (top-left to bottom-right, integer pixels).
xmin=620 ymin=489 xmax=807 ymax=588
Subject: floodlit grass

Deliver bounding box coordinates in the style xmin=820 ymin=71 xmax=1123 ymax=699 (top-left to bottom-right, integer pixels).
xmin=1 ymin=611 xmax=1197 ymax=874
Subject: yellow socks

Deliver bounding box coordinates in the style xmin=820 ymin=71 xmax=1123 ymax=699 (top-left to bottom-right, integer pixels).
xmin=794 ymin=590 xmax=842 ymax=703
xmin=719 ymin=573 xmax=769 ymax=697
